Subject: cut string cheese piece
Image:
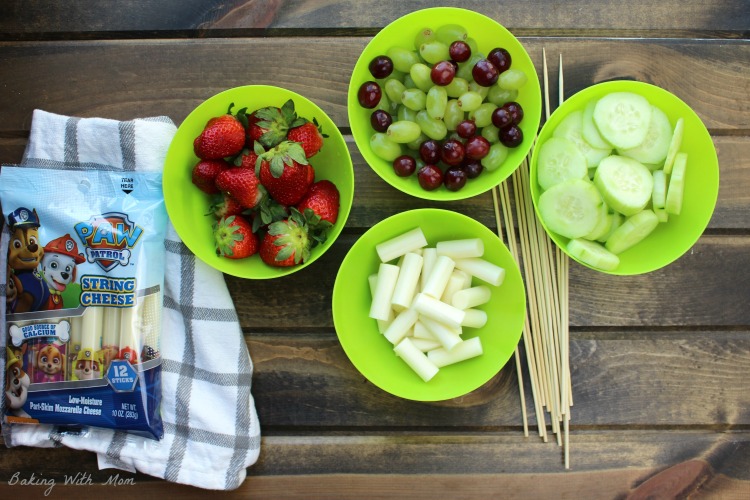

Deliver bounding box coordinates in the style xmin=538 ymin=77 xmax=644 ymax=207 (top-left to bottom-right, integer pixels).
xmin=384 ymin=307 xmax=419 ymax=345
xmin=452 ymin=285 xmax=492 ymax=310
xmin=368 ymin=274 xmax=393 ymax=333
xmin=369 ymin=263 xmax=400 ymax=321
xmin=461 ymin=308 xmax=488 ymax=328
xmin=410 ymin=337 xmax=442 ymax=352
xmin=420 ymin=248 xmax=437 ymax=292
xmin=412 ymin=320 xmax=436 ymax=340
xmin=412 ymin=292 xmax=466 ymax=330
xmin=427 ymin=337 xmax=483 ymax=368
xmin=391 ymin=252 xmax=424 ymax=311
xmin=435 ymin=238 xmax=485 ymax=259
xmin=454 ymin=258 xmax=506 ymax=286
xmin=394 ymin=337 xmax=439 ymax=382
xmin=376 ymin=227 xmax=428 ymax=263
xmin=421 ymin=255 xmax=456 ymax=299
xmin=420 ymin=316 xmax=462 ymax=351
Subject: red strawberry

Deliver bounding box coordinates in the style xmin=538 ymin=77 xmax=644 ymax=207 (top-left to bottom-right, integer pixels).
xmin=287 ymin=119 xmax=327 ymax=158
xmin=256 ymin=141 xmax=312 ymax=206
xmin=207 ymin=193 xmax=245 ymax=219
xmin=237 ymin=149 xmax=260 ymax=169
xmin=193 ymin=105 xmax=246 ymax=160
xmin=306 ymin=164 xmax=316 ymax=186
xmin=296 ymin=180 xmax=340 ymax=224
xmin=259 ymin=210 xmax=312 ymax=267
xmin=192 ymin=159 xmax=229 ymax=194
xmin=213 ymin=215 xmax=259 ymax=259
xmin=215 ymin=167 xmax=266 ymax=209
xmin=247 ymin=99 xmax=305 ymax=149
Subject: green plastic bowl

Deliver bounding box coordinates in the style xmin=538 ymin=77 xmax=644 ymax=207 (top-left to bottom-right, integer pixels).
xmin=348 ymin=7 xmax=541 ymax=201
xmin=529 ymin=80 xmax=720 ymax=275
xmin=332 ymin=208 xmax=526 ymax=401
xmin=163 ymin=85 xmax=354 ymax=279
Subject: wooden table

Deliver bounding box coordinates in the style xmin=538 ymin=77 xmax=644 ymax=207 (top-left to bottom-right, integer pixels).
xmin=1 ymin=1 xmax=748 ymax=498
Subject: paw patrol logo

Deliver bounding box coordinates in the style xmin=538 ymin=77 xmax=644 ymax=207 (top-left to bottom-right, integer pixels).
xmin=74 ymin=212 xmax=144 ymax=272
xmin=65 ymin=239 xmax=75 ymax=252
xmin=16 ymin=209 xmax=30 ymax=222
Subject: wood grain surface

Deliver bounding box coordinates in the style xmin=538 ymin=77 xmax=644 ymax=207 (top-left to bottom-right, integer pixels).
xmin=0 ymin=1 xmax=748 ymax=498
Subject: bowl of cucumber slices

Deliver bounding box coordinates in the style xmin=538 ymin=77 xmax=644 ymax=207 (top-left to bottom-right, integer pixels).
xmin=530 ymin=80 xmax=719 ymax=275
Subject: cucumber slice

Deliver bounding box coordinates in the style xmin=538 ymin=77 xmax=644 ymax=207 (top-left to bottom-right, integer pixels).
xmin=620 ymin=105 xmax=672 ymax=165
xmin=652 ymin=169 xmax=667 ymax=209
xmin=567 ymin=238 xmax=620 ymax=271
xmin=582 ymin=99 xmax=612 ymax=149
xmin=605 ymin=209 xmax=659 ymax=254
xmin=538 ymin=179 xmax=603 ymax=239
xmin=593 ymin=92 xmax=652 ymax=150
xmin=537 ymin=137 xmax=588 ymax=190
xmin=665 ymin=152 xmax=687 ymax=215
xmin=593 ymin=155 xmax=654 ymax=216
xmin=654 ymin=206 xmax=669 ymax=222
xmin=553 ymin=110 xmax=612 ymax=168
xmin=663 ymin=117 xmax=685 ymax=174
xmin=597 ymin=211 xmax=623 ymax=243
xmin=583 ymin=201 xmax=612 ymax=241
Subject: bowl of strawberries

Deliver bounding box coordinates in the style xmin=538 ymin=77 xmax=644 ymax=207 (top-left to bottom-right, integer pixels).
xmin=163 ymin=85 xmax=354 ymax=278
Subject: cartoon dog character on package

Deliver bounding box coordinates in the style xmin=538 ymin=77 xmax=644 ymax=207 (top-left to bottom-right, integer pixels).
xmin=7 ymin=207 xmax=49 ymax=313
xmin=5 ymin=265 xmax=21 ymax=312
xmin=40 ymin=234 xmax=85 ymax=310
xmin=74 ymin=348 xmax=101 ymax=380
xmin=33 ymin=342 xmax=66 ymax=383
xmin=5 ymin=347 xmax=31 ymax=417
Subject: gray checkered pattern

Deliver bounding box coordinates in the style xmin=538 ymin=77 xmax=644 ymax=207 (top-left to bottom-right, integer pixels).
xmin=1 ymin=110 xmax=260 ymax=490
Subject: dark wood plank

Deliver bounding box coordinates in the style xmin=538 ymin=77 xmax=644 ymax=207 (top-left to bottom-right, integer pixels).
xmin=0 ymin=38 xmax=747 ymax=133
xmin=1 ymin=0 xmax=747 ymax=36
xmin=246 ymin=329 xmax=750 ymax=428
xmin=0 ymin=431 xmax=748 ymax=497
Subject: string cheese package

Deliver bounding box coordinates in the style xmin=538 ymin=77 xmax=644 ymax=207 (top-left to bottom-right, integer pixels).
xmin=2 ymin=166 xmax=166 ymax=439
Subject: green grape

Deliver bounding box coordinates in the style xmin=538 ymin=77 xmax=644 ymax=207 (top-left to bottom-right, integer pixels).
xmin=407 ymin=132 xmax=428 ymax=151
xmin=468 ymin=81 xmax=490 ymax=99
xmin=409 ymin=63 xmax=434 ymax=92
xmin=386 ymin=120 xmax=422 ymax=143
xmin=375 ymin=91 xmax=391 ymax=112
xmin=402 ymin=74 xmax=416 ymax=90
xmin=481 ymin=124 xmax=501 ymax=143
xmin=385 ymin=78 xmax=406 ymax=104
xmin=466 ymin=37 xmax=479 ymax=54
xmin=414 ymin=27 xmax=435 ymax=50
xmin=397 ymin=104 xmax=418 ymax=122
xmin=469 ymin=102 xmax=497 ymax=128
xmin=456 ymin=54 xmax=483 ymax=81
xmin=419 ymin=40 xmax=450 ymax=65
xmin=443 ymin=99 xmax=464 ymax=131
xmin=416 ymin=110 xmax=448 ymax=140
xmin=370 ymin=133 xmax=402 ymax=161
xmin=445 ymin=77 xmax=469 ymax=98
xmin=487 ymin=85 xmax=519 ymax=106
xmin=401 ymin=88 xmax=427 ymax=110
xmin=456 ymin=91 xmax=483 ymax=112
xmin=387 ymin=46 xmax=421 ymax=73
xmin=481 ymin=142 xmax=509 ymax=171
xmin=497 ymin=69 xmax=528 ymax=90
xmin=426 ymin=86 xmax=448 ymax=120
xmin=435 ymin=24 xmax=467 ymax=44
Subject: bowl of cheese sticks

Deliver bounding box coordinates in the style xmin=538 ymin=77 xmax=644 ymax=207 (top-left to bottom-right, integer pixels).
xmin=332 ymin=208 xmax=525 ymax=401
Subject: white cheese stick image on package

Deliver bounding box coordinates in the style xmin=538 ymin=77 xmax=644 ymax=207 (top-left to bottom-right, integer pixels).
xmin=369 ymin=263 xmax=400 ymax=322
xmin=427 ymin=337 xmax=483 ymax=368
xmin=394 ymin=337 xmax=439 ymax=382
xmin=101 ymin=307 xmax=121 ymax=372
xmin=436 ymin=238 xmax=484 ymax=259
xmin=412 ymin=292 xmax=465 ymax=330
xmin=375 ymin=227 xmax=428 ymax=263
xmin=75 ymin=307 xmax=103 ymax=380
xmin=390 ymin=252 xmax=423 ymax=312
xmin=454 ymin=258 xmax=506 ymax=286
xmin=119 ymin=303 xmax=142 ymax=364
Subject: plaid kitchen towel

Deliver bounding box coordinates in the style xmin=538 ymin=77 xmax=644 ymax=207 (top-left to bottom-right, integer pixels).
xmin=0 ymin=109 xmax=261 ymax=490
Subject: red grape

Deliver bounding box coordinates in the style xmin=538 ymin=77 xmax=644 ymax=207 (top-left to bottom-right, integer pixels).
xmin=441 ymin=139 xmax=465 ymax=166
xmin=503 ymin=101 xmax=524 ymax=124
xmin=449 ymin=41 xmax=471 ymax=63
xmin=456 ymin=120 xmax=477 ymax=139
xmin=462 ymin=159 xmax=484 ymax=179
xmin=464 ymin=136 xmax=491 ymax=160
xmin=369 ymin=55 xmax=394 ymax=79
xmin=393 ymin=155 xmax=417 ymax=177
xmin=491 ymin=107 xmax=513 ymax=128
xmin=419 ymin=140 xmax=441 ymax=164
xmin=417 ymin=164 xmax=443 ymax=191
xmin=488 ymin=48 xmax=512 ymax=73
xmin=431 ymin=60 xmax=456 ymax=86
xmin=370 ymin=110 xmax=392 ymax=132
xmin=499 ymin=125 xmax=523 ymax=147
xmin=358 ymin=81 xmax=382 ymax=109
xmin=443 ymin=165 xmax=467 ymax=191
xmin=471 ymin=59 xmax=499 ymax=87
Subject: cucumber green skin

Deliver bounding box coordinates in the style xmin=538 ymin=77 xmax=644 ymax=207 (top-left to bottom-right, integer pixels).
xmin=538 ymin=179 xmax=603 ymax=239
xmin=605 ymin=209 xmax=659 ymax=254
xmin=567 ymin=238 xmax=620 ymax=271
xmin=594 ymin=155 xmax=654 ymax=216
